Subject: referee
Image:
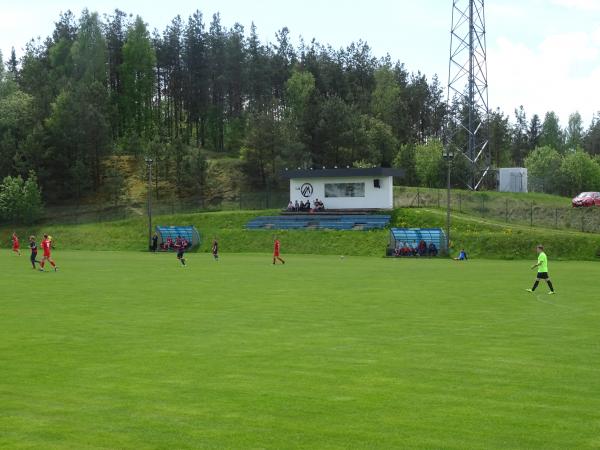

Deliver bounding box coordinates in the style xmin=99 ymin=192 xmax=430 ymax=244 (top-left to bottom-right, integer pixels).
xmin=526 ymin=245 xmax=555 ymax=295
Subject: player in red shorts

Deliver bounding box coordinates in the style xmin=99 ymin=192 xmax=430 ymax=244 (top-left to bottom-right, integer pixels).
xmin=272 ymin=236 xmax=285 ymax=265
xmin=39 ymin=234 xmax=58 ymax=272
xmin=11 ymin=232 xmax=21 ymax=256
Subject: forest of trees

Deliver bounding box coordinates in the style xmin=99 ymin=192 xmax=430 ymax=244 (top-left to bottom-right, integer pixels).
xmin=1 ymin=8 xmax=600 ymax=207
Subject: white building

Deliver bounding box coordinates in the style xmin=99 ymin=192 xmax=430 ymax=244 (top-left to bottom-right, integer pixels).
xmin=282 ymin=168 xmax=404 ymax=210
xmin=498 ymin=168 xmax=528 ymax=193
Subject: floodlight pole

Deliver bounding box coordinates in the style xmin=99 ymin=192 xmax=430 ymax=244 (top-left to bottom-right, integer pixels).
xmin=447 ymin=0 xmax=490 ymax=190
xmin=145 ymin=157 xmax=153 ymax=251
xmin=444 ymin=151 xmax=453 ymax=253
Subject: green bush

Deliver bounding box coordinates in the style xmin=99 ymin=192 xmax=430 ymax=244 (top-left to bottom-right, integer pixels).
xmin=0 ymin=171 xmax=43 ymax=224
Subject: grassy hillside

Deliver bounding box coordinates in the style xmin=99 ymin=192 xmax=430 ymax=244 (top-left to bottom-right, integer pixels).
xmin=395 ymin=208 xmax=600 ymax=260
xmin=395 ymin=186 xmax=573 ymax=208
xmin=2 ymin=207 xmax=600 ymax=260
xmin=394 ymin=186 xmax=600 ymax=234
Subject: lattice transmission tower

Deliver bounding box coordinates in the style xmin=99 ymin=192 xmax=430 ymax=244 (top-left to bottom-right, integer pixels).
xmin=446 ymin=0 xmax=490 ymax=190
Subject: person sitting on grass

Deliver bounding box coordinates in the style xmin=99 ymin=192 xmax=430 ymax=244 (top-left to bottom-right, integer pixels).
xmin=454 ymin=249 xmax=468 ymax=261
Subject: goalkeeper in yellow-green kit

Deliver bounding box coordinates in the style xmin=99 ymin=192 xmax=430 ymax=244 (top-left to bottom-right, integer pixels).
xmin=526 ymin=245 xmax=555 ymax=295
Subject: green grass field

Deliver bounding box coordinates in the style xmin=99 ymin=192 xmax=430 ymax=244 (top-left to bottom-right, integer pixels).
xmin=2 ymin=250 xmax=600 ymax=449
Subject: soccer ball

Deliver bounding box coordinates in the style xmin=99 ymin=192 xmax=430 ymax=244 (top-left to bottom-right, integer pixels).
xmin=340 ymin=255 xmax=344 ymax=260
xmin=48 ymin=236 xmax=53 ymax=241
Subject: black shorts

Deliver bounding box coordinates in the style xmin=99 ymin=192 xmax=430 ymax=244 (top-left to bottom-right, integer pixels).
xmin=177 ymin=251 xmax=185 ymax=258
xmin=537 ymin=272 xmax=549 ymax=279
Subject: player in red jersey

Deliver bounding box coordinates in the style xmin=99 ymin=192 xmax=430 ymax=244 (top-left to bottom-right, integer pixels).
xmin=273 ymin=236 xmax=285 ymax=265
xmin=39 ymin=234 xmax=58 ymax=272
xmin=12 ymin=232 xmax=21 ymax=256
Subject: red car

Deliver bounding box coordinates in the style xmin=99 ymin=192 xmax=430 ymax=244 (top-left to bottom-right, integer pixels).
xmin=572 ymin=192 xmax=600 ymax=207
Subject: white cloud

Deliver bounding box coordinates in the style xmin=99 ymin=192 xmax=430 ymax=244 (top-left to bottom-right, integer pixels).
xmin=486 ymin=3 xmax=527 ymax=19
xmin=552 ymin=0 xmax=600 ymax=11
xmin=488 ymin=30 xmax=600 ymax=126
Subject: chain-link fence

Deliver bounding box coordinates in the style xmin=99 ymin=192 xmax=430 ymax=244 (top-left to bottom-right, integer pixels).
xmin=39 ymin=191 xmax=290 ymax=225
xmin=395 ymin=188 xmax=600 ymax=233
xmin=30 ymin=185 xmax=600 ymax=234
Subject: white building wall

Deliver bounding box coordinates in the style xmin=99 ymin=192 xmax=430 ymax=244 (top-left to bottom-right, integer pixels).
xmin=289 ymin=176 xmax=394 ymax=209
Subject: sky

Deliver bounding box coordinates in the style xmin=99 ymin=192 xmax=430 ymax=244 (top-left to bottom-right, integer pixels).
xmin=1 ymin=0 xmax=599 ymax=127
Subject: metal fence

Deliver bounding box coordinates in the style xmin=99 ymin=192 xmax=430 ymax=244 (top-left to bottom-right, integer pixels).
xmin=25 ymin=185 xmax=600 ymax=234
xmin=395 ymin=188 xmax=600 ymax=233
xmin=39 ymin=191 xmax=290 ymax=225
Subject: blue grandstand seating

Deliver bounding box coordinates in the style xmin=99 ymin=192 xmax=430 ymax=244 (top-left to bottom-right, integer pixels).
xmin=389 ymin=228 xmax=446 ymax=253
xmin=245 ymin=214 xmax=391 ymax=231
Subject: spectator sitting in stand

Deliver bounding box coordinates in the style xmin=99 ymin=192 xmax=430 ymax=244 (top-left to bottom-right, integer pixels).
xmin=428 ymin=242 xmax=438 ymax=256
xmin=418 ymin=240 xmax=427 ymax=256
xmin=287 ymin=201 xmax=294 ymax=211
xmin=305 ymin=200 xmax=311 ymax=211
xmin=402 ymin=242 xmax=411 ymax=256
xmin=411 ymin=242 xmax=418 ymax=256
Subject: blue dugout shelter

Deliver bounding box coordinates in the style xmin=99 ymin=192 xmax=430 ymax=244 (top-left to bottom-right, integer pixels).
xmin=388 ymin=228 xmax=446 ymax=255
xmin=155 ymin=225 xmax=201 ymax=249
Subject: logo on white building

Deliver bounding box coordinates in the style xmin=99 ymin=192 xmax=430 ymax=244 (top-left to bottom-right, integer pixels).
xmin=300 ymin=183 xmax=313 ymax=197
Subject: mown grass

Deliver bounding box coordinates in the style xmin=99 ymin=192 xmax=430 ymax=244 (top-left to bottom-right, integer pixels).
xmin=2 ymin=250 xmax=600 ymax=448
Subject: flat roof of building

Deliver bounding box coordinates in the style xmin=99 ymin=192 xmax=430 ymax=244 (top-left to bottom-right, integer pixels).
xmin=281 ymin=167 xmax=404 ymax=179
